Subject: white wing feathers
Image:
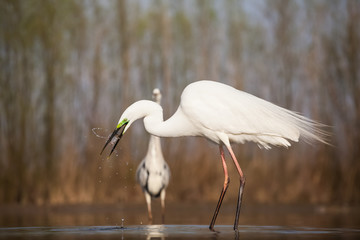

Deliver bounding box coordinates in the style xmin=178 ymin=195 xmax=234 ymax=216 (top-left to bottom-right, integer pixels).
xmin=182 ymin=81 xmax=328 ymax=149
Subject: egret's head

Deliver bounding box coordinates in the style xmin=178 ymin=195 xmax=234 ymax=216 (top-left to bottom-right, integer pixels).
xmin=100 ymin=100 xmax=162 ymax=156
xmin=100 ymin=118 xmax=129 ymax=156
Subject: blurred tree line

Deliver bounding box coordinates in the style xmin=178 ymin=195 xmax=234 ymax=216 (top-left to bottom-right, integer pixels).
xmin=0 ymin=0 xmax=359 ymax=205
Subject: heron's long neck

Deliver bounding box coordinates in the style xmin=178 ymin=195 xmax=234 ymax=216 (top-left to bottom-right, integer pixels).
xmin=148 ymin=135 xmax=161 ymax=151
xmin=143 ymin=103 xmax=196 ymax=138
xmin=146 ymin=135 xmax=164 ymax=162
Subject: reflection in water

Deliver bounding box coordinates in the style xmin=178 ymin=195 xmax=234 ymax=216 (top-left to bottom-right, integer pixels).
xmin=145 ymin=225 xmax=166 ymax=240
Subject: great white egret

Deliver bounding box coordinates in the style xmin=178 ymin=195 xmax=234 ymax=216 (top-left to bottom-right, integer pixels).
xmin=101 ymin=80 xmax=328 ymax=231
xmin=136 ymin=88 xmax=170 ymax=224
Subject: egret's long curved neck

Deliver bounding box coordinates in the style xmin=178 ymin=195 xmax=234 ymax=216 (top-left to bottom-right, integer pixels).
xmin=131 ymin=100 xmax=196 ymax=138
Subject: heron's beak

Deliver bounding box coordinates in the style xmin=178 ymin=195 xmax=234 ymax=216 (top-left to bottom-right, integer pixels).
xmin=100 ymin=120 xmax=128 ymax=157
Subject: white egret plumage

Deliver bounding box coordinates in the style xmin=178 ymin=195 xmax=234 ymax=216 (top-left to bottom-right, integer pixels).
xmin=136 ymin=88 xmax=170 ymax=223
xmin=101 ymin=80 xmax=328 ymax=231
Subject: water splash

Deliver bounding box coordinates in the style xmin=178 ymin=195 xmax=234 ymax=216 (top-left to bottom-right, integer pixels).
xmin=92 ymin=127 xmax=121 ymax=146
xmin=92 ymin=128 xmax=108 ymax=139
xmin=93 ymin=127 xmax=120 ymax=157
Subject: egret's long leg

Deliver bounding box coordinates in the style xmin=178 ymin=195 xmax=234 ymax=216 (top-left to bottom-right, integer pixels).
xmin=226 ymin=146 xmax=246 ymax=231
xmin=209 ymin=145 xmax=230 ymax=231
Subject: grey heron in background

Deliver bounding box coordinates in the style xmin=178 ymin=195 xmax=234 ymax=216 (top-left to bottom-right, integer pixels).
xmin=136 ymin=88 xmax=170 ymax=223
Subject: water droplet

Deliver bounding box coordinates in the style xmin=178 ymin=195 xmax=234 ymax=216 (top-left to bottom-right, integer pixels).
xmin=121 ymin=218 xmax=124 ymax=228
xmin=98 ymin=166 xmax=102 ymax=170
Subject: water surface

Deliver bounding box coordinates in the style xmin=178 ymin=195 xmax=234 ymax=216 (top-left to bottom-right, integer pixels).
xmin=0 ymin=203 xmax=359 ymax=239
xmin=1 ymin=224 xmax=359 ymax=240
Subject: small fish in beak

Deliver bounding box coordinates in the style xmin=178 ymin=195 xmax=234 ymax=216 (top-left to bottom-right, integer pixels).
xmin=100 ymin=121 xmax=128 ymax=157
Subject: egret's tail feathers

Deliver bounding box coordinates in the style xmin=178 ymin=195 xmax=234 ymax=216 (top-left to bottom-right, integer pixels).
xmin=288 ymin=111 xmax=331 ymax=146
xmin=241 ymin=93 xmax=331 ymax=148
xmin=243 ymin=106 xmax=331 ymax=149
